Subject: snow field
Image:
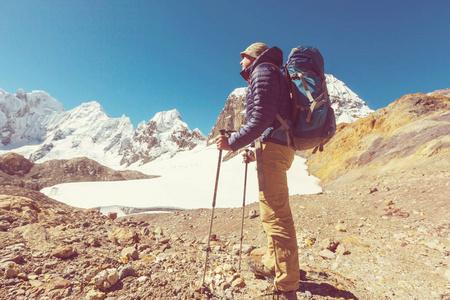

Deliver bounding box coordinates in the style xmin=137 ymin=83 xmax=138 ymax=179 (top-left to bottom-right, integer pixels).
xmin=41 ymin=145 xmax=322 ymax=216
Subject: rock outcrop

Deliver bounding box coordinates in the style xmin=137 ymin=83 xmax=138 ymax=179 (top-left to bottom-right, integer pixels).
xmin=305 ymin=91 xmax=450 ymax=189
xmin=0 ymin=153 xmax=155 ymax=190
xmin=207 ymin=88 xmax=247 ymax=145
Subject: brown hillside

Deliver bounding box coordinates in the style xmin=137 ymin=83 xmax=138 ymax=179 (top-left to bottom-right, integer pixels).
xmin=0 ymin=153 xmax=156 ymax=190
xmin=305 ymin=92 xmax=450 ymax=190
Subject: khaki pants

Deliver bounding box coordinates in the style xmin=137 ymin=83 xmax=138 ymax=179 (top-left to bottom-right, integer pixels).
xmin=257 ymin=142 xmax=299 ymax=292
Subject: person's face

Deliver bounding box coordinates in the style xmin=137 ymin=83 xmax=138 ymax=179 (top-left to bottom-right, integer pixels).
xmin=240 ymin=55 xmax=255 ymax=70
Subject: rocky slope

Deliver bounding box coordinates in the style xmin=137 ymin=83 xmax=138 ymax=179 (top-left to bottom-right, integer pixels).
xmin=304 ymin=90 xmax=450 ymax=190
xmin=0 ymin=161 xmax=448 ymax=299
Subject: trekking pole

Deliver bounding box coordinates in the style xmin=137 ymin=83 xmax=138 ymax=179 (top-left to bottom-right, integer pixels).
xmin=201 ymin=129 xmax=230 ymax=289
xmin=238 ymin=149 xmax=250 ymax=272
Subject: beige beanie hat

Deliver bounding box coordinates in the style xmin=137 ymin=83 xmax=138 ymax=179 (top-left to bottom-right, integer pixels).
xmin=240 ymin=42 xmax=269 ymax=59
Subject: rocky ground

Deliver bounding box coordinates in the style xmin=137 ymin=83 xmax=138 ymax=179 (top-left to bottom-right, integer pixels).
xmin=0 ymin=164 xmax=449 ymax=299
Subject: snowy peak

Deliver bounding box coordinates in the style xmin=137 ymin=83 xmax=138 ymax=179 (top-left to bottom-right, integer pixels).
xmin=151 ymin=109 xmax=181 ymax=127
xmin=0 ymin=88 xmax=206 ymax=168
xmin=0 ymin=88 xmax=65 ymax=146
xmin=121 ymin=109 xmax=206 ymax=166
xmin=325 ymin=74 xmax=374 ymax=123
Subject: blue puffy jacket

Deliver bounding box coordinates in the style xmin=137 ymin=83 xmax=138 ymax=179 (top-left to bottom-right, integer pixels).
xmin=228 ymin=47 xmax=293 ymax=151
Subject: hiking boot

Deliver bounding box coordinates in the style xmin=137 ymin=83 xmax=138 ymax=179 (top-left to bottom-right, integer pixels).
xmin=253 ymin=290 xmax=298 ymax=300
xmin=247 ymin=258 xmax=275 ymax=279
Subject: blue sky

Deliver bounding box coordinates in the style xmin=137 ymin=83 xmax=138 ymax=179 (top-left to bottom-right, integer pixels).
xmin=1 ymin=0 xmax=449 ymax=135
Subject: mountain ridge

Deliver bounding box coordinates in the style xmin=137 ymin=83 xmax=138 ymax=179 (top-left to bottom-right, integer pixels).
xmin=1 ymin=74 xmax=371 ymax=167
xmin=0 ymin=89 xmax=206 ymax=168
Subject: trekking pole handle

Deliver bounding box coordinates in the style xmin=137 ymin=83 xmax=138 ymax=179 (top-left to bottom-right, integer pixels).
xmin=219 ymin=129 xmax=235 ymax=138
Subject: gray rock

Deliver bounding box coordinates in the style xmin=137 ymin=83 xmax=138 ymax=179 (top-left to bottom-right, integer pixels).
xmin=322 ymin=238 xmax=339 ymax=252
xmin=232 ymin=244 xmax=254 ymax=255
xmin=121 ymin=246 xmax=139 ymax=261
xmin=119 ymin=266 xmax=137 ymax=280
xmin=249 ymin=209 xmax=257 ymax=219
xmin=319 ymin=249 xmax=336 ymax=260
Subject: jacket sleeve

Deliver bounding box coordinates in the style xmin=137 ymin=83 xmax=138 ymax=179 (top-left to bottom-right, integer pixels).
xmin=228 ymin=64 xmax=281 ymax=151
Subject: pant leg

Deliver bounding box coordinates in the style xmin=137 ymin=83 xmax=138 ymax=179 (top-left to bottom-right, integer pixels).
xmin=257 ymin=142 xmax=299 ymax=292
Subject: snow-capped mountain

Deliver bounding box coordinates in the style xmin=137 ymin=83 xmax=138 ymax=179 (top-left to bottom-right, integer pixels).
xmin=0 ymin=88 xmax=206 ymax=167
xmin=325 ymin=74 xmax=373 ymax=123
xmin=207 ymin=74 xmax=374 ymax=142
xmin=0 ymin=88 xmax=65 ymax=146
xmin=1 ymin=74 xmax=371 ymax=167
xmin=120 ymin=110 xmax=206 ymax=166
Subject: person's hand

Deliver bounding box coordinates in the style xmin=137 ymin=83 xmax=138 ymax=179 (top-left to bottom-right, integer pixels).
xmin=215 ymin=135 xmax=232 ymax=151
xmin=242 ymin=149 xmax=255 ymax=163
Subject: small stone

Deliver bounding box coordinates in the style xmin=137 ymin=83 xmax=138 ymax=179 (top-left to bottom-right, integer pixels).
xmin=86 ymin=237 xmax=101 ymax=247
xmin=44 ymin=260 xmax=58 ymax=269
xmin=336 ymin=244 xmax=350 ymax=255
xmin=232 ymin=244 xmax=254 ymax=255
xmin=137 ymin=275 xmax=148 ymax=283
xmin=53 ymin=246 xmax=76 ymax=259
xmin=220 ymin=281 xmax=231 ymax=291
xmin=108 ymin=228 xmax=139 ymax=246
xmin=0 ymin=220 xmax=10 ymax=231
xmin=154 ymin=227 xmax=163 ymax=236
xmin=222 ymin=263 xmax=234 ymax=273
xmin=304 ymin=290 xmax=313 ymax=298
xmin=121 ymin=246 xmax=139 ymax=261
xmin=249 ymin=209 xmax=257 ymax=219
xmin=322 ymin=238 xmax=339 ymax=252
xmin=319 ymin=249 xmax=336 ymax=260
xmin=84 ymin=267 xmax=102 ymax=282
xmin=171 ymin=235 xmax=181 ymax=242
xmin=91 ymin=269 xmax=119 ymax=290
xmin=384 ymin=199 xmax=394 ymax=206
xmin=119 ymin=266 xmax=137 ymax=280
xmin=108 ymin=212 xmax=118 ymax=220
xmin=158 ymin=237 xmax=170 ymax=245
xmin=335 ymin=224 xmax=347 ymax=232
xmin=4 ymin=262 xmax=20 ymax=278
xmin=231 ymin=277 xmax=245 ymax=288
xmin=85 ymin=289 xmax=106 ymax=300
xmin=45 ymin=276 xmax=71 ymax=294
xmin=141 ymin=227 xmax=150 ymax=236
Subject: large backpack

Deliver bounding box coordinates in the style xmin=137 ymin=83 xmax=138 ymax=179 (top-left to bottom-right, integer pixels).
xmin=276 ymin=46 xmax=336 ymax=153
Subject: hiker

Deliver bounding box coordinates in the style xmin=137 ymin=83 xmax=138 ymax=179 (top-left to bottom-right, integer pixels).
xmin=216 ymin=42 xmax=299 ymax=300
